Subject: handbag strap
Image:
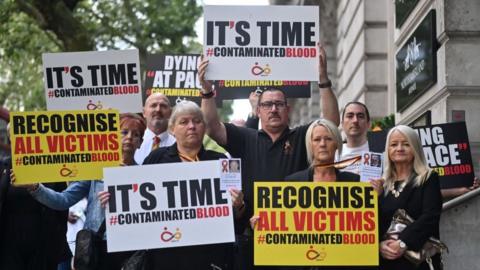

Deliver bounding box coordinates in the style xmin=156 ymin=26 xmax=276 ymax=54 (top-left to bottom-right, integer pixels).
xmin=97 ymin=220 xmax=106 ymax=237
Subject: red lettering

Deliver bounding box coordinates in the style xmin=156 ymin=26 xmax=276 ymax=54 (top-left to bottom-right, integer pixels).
xmin=222 ymin=206 xmax=229 ymax=216
xmin=346 ymin=211 xmax=362 ymax=231
xmin=15 ymin=137 xmax=44 ymax=154
xmin=293 ymin=211 xmax=307 ymax=231
xmin=14 ymin=137 xmax=26 ymax=154
xmin=314 ymin=211 xmax=326 ymax=231
xmin=326 ymin=211 xmax=339 ymax=231
xmin=65 ymin=135 xmax=76 ymax=152
xmin=76 ymin=134 xmax=86 ymax=151
xmin=196 ymin=208 xmax=203 ymax=218
xmin=93 ymin=134 xmax=108 ymax=151
xmin=363 ymin=211 xmax=376 ymax=231
xmin=257 ymin=211 xmax=270 ymax=231
xmin=108 ymin=133 xmax=119 ymax=150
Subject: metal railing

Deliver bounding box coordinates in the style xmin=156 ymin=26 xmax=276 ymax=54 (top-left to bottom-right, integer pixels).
xmin=442 ymin=188 xmax=480 ymax=211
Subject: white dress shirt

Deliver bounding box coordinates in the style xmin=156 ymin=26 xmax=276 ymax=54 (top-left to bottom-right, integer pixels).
xmin=134 ymin=128 xmax=176 ymax=164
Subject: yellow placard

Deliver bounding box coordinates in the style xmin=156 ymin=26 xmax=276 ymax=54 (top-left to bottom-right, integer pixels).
xmin=254 ymin=182 xmax=379 ymax=266
xmin=10 ymin=110 xmax=121 ymax=184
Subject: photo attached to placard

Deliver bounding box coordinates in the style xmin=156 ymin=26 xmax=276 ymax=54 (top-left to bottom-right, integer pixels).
xmin=220 ymin=158 xmax=242 ymax=190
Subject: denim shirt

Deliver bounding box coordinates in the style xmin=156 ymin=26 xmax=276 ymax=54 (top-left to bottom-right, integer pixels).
xmin=31 ymin=180 xmax=105 ymax=234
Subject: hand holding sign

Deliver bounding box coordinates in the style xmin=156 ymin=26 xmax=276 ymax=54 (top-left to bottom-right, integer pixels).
xmin=198 ymin=56 xmax=213 ymax=93
xmin=9 ymin=169 xmax=39 ymax=192
xmin=318 ymin=43 xmax=328 ymax=83
xmin=369 ymin=179 xmax=385 ymax=195
xmin=229 ymin=188 xmax=244 ymax=212
xmin=98 ymin=190 xmax=110 ymax=208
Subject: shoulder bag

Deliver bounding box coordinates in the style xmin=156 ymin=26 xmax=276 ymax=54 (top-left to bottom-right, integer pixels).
xmin=74 ymin=221 xmax=106 ymax=270
xmin=385 ymin=209 xmax=448 ymax=269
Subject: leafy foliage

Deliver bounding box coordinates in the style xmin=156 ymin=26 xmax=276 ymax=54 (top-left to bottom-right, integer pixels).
xmin=0 ymin=0 xmax=202 ymax=111
xmin=371 ymin=114 xmax=395 ymax=131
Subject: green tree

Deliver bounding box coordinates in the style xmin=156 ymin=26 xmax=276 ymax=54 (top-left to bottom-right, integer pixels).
xmin=0 ymin=0 xmax=202 ymax=110
xmin=371 ymin=114 xmax=395 ymax=131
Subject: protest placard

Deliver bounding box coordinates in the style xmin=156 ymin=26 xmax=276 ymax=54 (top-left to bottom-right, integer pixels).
xmin=10 ymin=110 xmax=121 ymax=184
xmin=204 ymin=5 xmax=319 ymax=81
xmin=144 ymin=54 xmax=203 ymax=105
xmin=43 ymin=50 xmax=142 ymax=113
xmin=103 ymin=160 xmax=235 ymax=252
xmin=359 ymin=151 xmax=383 ymax=182
xmin=368 ymin=122 xmax=475 ymax=189
xmin=254 ymin=182 xmax=378 ymax=266
xmin=214 ymin=80 xmax=311 ymax=99
xmin=219 ymin=158 xmax=242 ymax=190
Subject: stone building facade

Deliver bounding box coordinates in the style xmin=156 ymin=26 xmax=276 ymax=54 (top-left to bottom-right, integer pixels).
xmin=272 ymin=0 xmax=480 ymax=176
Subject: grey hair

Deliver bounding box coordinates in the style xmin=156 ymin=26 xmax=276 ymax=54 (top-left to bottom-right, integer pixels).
xmin=168 ymin=100 xmax=205 ymax=128
xmin=382 ymin=125 xmax=432 ymax=195
xmin=305 ymin=118 xmax=343 ymax=165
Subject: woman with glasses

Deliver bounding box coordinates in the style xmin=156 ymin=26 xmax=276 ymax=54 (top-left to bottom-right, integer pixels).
xmin=12 ymin=113 xmax=146 ymax=270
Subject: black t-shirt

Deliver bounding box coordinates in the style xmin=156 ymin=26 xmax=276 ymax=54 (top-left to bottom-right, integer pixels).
xmin=223 ymin=123 xmax=311 ymax=228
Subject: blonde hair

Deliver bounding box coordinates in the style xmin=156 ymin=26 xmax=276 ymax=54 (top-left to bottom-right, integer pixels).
xmin=383 ymin=125 xmax=432 ymax=195
xmin=305 ymin=119 xmax=343 ymax=166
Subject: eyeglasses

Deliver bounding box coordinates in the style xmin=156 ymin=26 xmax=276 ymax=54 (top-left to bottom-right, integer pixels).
xmin=259 ymin=101 xmax=287 ymax=110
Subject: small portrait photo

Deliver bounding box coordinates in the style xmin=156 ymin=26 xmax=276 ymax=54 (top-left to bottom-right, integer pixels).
xmin=221 ymin=160 xmax=229 ymax=173
xmin=229 ymin=159 xmax=240 ymax=173
xmin=370 ymin=154 xmax=382 ymax=168
xmin=363 ymin=153 xmax=370 ymax=166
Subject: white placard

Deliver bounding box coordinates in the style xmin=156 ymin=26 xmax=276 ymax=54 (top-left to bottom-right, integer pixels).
xmin=203 ymin=5 xmax=319 ymax=81
xmin=219 ymin=158 xmax=242 ymax=190
xmin=359 ymin=151 xmax=383 ymax=181
xmin=42 ymin=50 xmax=143 ymax=113
xmin=103 ymin=160 xmax=235 ymax=252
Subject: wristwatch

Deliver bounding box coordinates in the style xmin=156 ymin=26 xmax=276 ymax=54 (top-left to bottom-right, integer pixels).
xmin=200 ymin=89 xmax=216 ymax=99
xmin=399 ymin=240 xmax=407 ymax=249
xmin=318 ymin=79 xmax=332 ymax=88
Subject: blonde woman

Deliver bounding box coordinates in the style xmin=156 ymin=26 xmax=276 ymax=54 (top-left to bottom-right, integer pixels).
xmin=285 ymin=118 xmax=358 ymax=182
xmin=379 ymin=125 xmax=442 ymax=270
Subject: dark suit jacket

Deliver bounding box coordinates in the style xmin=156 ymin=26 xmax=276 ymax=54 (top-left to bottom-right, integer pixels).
xmin=379 ymin=172 xmax=442 ymax=270
xmin=143 ymin=143 xmax=226 ymax=164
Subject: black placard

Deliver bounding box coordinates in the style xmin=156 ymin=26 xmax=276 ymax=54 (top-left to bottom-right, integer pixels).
xmin=368 ymin=122 xmax=475 ymax=189
xmin=396 ymin=10 xmax=437 ymax=112
xmin=144 ymin=54 xmax=219 ymax=107
xmin=214 ymin=80 xmax=311 ymax=100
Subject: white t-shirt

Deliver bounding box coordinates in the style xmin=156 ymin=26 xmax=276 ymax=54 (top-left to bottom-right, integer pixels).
xmin=336 ymin=141 xmax=369 ymax=177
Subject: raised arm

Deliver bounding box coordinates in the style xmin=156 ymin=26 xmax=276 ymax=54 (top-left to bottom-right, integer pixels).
xmin=30 ymin=181 xmax=91 ymax=211
xmin=199 ymin=56 xmax=228 ymax=146
xmin=318 ymin=43 xmax=340 ymax=126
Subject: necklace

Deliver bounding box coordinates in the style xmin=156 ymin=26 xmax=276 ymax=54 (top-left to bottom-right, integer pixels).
xmin=390 ymin=181 xmax=407 ymax=198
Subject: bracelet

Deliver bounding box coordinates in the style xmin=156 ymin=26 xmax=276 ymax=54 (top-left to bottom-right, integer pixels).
xmin=318 ymin=79 xmax=332 ymax=88
xmin=200 ymin=90 xmax=216 ymax=99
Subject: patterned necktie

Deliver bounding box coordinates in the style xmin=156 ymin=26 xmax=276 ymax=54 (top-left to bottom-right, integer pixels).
xmin=151 ymin=136 xmax=161 ymax=151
